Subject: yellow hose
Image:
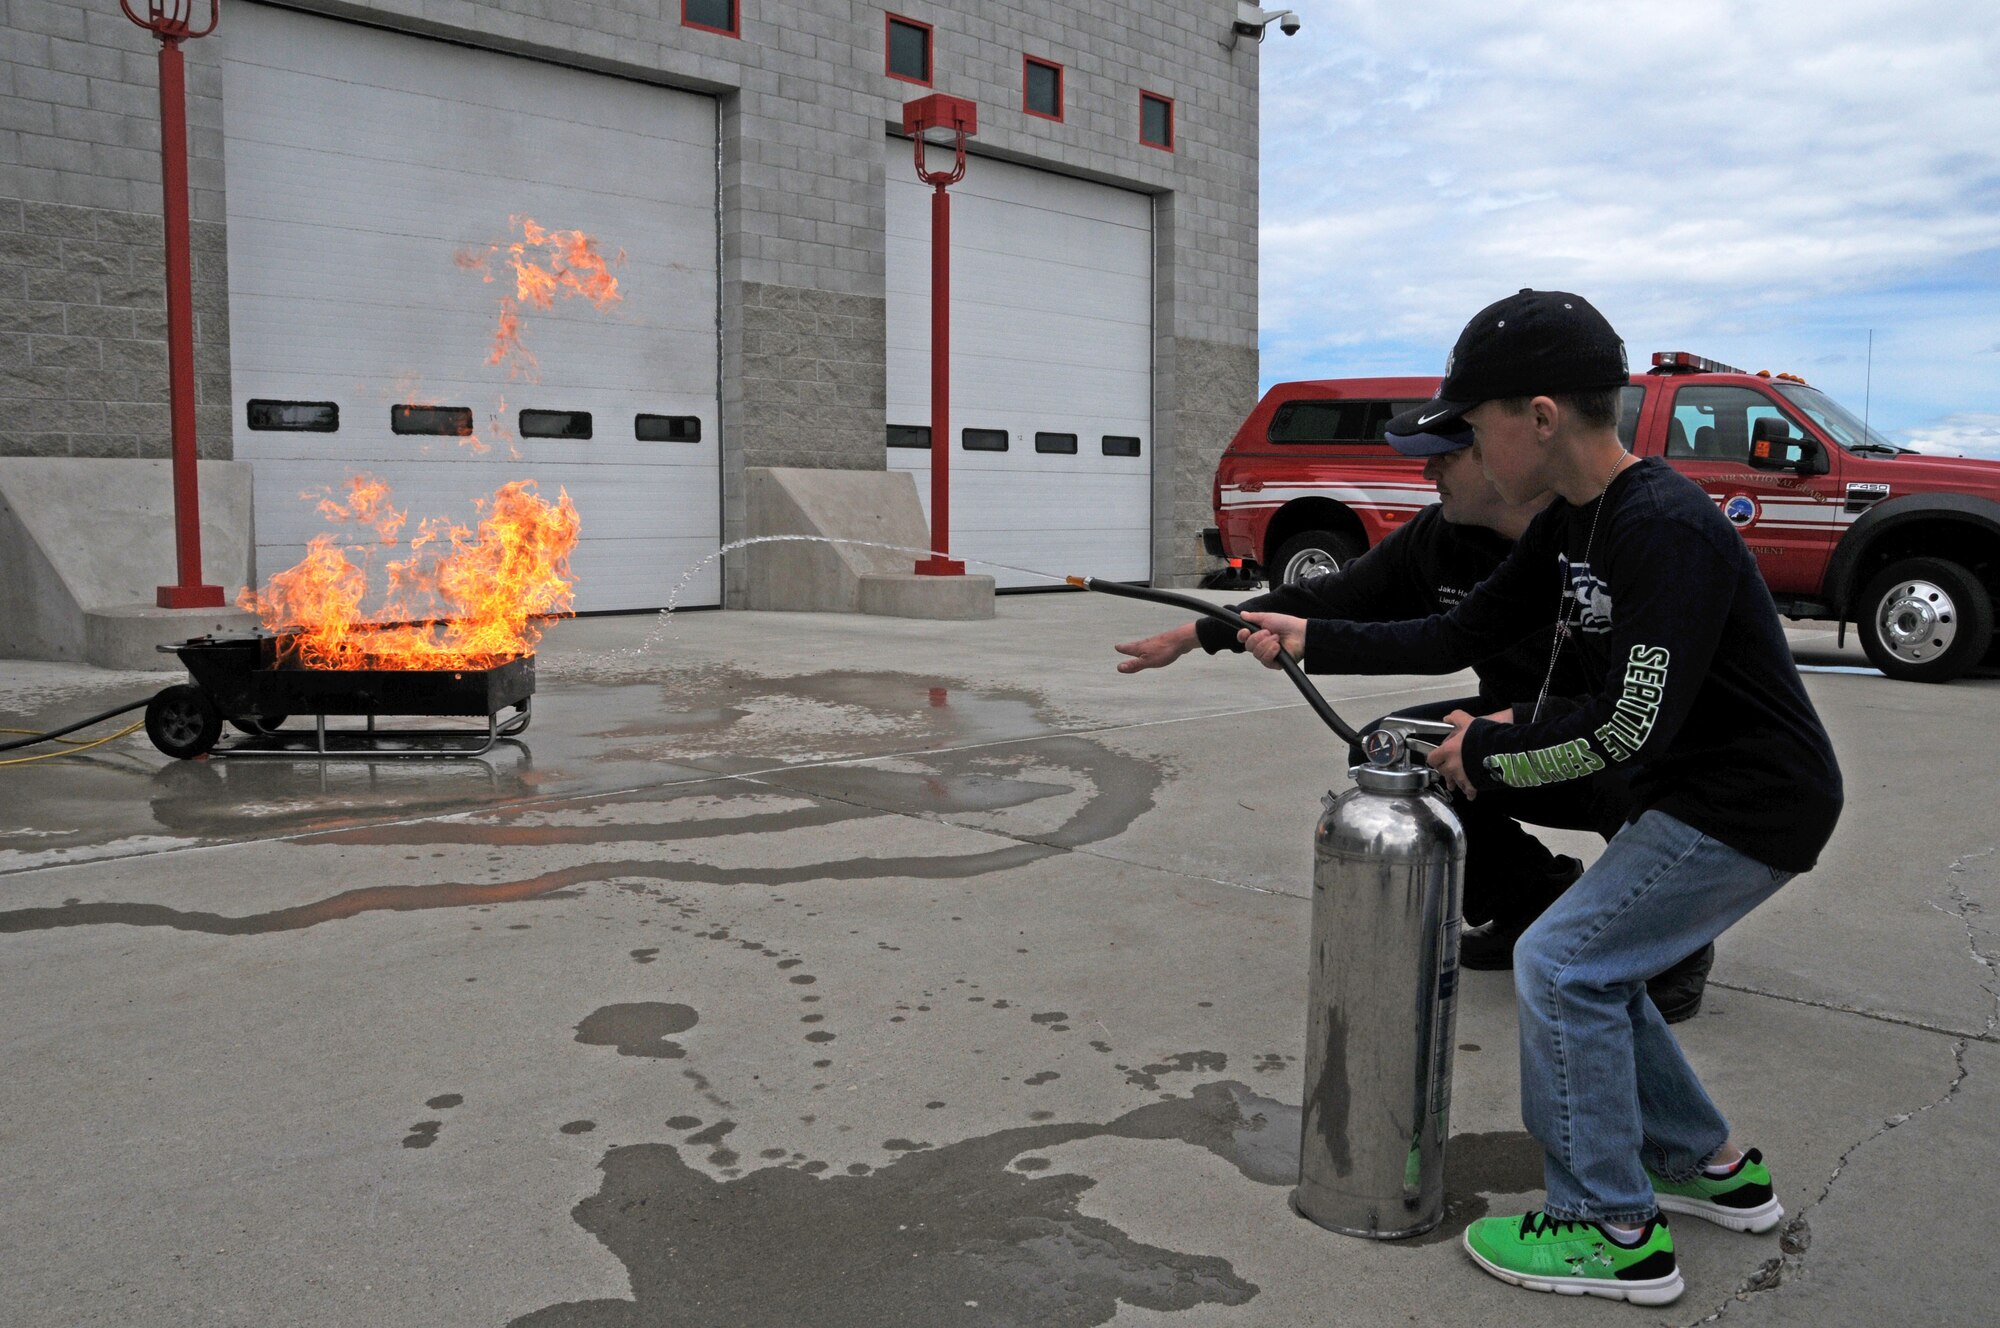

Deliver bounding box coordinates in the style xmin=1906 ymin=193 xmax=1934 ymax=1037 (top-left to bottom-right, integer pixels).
xmin=0 ymin=721 xmax=146 ymax=767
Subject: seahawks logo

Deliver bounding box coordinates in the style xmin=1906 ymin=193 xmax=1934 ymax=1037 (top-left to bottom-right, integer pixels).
xmin=1560 ymin=556 xmax=1614 ymax=633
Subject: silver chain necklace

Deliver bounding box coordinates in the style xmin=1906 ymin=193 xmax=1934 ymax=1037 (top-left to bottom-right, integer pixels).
xmin=1530 ymin=452 xmax=1633 ymax=723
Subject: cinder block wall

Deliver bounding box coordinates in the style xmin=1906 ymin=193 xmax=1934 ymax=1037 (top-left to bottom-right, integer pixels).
xmin=0 ymin=0 xmax=1261 ymax=590
xmin=0 ymin=2 xmax=232 ymax=461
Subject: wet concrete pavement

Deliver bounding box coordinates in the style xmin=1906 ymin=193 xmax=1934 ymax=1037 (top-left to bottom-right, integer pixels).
xmin=3 ymin=594 xmax=1995 ymax=1326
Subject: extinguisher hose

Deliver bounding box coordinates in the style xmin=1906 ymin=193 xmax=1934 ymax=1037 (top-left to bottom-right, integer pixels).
xmin=1070 ymin=576 xmax=1366 ymax=748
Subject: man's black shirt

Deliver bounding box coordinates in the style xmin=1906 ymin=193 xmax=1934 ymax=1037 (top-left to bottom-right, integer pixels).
xmin=1198 ymin=503 xmax=1585 ymax=707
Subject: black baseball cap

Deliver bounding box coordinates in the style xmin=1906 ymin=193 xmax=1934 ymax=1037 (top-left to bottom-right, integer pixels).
xmin=1385 ymin=419 xmax=1474 ymax=456
xmin=1387 ymin=289 xmax=1629 ymax=435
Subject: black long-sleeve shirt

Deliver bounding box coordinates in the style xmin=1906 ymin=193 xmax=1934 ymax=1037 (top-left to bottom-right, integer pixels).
xmin=1300 ymin=459 xmax=1843 ymax=872
xmin=1197 ymin=503 xmax=1588 ymax=707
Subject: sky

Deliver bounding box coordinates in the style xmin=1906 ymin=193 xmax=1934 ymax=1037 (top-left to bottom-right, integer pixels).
xmin=1254 ymin=0 xmax=2000 ymax=458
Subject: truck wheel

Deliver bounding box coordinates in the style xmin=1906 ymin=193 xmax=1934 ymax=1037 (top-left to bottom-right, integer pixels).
xmin=146 ymin=684 xmax=222 ymax=759
xmin=1272 ymin=530 xmax=1363 ymax=587
xmin=1858 ymin=558 xmax=1995 ymax=684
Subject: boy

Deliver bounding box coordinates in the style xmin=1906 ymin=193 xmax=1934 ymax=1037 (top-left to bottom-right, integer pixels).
xmin=1114 ymin=421 xmax=1712 ymax=1019
xmin=1240 ymin=290 xmax=1842 ymax=1305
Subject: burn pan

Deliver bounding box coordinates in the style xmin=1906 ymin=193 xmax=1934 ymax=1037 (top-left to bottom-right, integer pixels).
xmin=148 ymin=630 xmax=534 ymax=760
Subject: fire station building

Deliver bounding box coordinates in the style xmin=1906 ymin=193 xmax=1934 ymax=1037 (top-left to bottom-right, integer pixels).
xmin=0 ymin=1 xmax=1264 ymax=658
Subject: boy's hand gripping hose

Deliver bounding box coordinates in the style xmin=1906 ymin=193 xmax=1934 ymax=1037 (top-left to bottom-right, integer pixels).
xmin=1069 ymin=576 xmax=1365 ymax=748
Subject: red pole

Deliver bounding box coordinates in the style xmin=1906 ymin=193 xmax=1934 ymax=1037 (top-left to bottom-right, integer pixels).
xmin=152 ymin=34 xmax=220 ymax=608
xmin=914 ymin=179 xmax=963 ymax=576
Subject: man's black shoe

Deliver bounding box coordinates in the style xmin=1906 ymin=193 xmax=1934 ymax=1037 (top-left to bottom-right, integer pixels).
xmin=1456 ymin=914 xmax=1530 ymax=970
xmin=1647 ymin=943 xmax=1715 ymax=1025
xmin=1458 ymin=856 xmax=1584 ymax=970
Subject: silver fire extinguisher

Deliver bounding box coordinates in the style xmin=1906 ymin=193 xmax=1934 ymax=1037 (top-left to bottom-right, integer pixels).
xmin=1294 ymin=718 xmax=1465 ymax=1238
xmin=1066 ymin=578 xmax=1466 ymax=1240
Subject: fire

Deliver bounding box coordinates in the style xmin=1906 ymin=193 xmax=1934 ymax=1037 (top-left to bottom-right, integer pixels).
xmin=313 ymin=474 xmax=406 ymax=543
xmin=460 ymin=215 xmax=625 ymax=381
xmin=239 ymin=475 xmax=582 ymax=670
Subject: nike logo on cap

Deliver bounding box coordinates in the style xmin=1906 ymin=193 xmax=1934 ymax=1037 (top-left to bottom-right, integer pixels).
xmin=1417 ymin=409 xmax=1449 ymax=425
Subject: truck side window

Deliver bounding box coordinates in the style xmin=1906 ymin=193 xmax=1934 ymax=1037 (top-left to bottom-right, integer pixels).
xmin=1667 ymin=386 xmax=1782 ymax=464
xmin=1269 ymin=400 xmax=1374 ymax=444
xmin=1363 ymin=400 xmax=1428 ymax=440
xmin=1617 ymin=385 xmax=1645 ymax=449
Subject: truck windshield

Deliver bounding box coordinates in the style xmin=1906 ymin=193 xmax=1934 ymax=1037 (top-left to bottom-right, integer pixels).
xmin=1773 ymin=383 xmax=1904 ymax=453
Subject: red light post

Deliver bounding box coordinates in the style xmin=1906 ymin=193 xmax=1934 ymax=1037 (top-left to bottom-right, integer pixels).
xmin=122 ymin=0 xmax=224 ymax=609
xmin=902 ymin=94 xmax=976 ymax=577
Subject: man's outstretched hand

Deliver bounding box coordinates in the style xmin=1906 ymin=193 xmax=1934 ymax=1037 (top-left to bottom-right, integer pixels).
xmin=1114 ymin=622 xmax=1200 ymax=673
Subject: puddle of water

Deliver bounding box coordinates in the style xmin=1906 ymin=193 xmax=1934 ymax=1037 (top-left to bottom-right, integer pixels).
xmin=510 ymin=1080 xmax=1280 ymax=1327
xmin=573 ymin=1002 xmax=699 ymax=1059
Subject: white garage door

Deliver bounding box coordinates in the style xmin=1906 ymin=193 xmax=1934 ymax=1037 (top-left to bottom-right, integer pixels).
xmin=221 ymin=5 xmax=720 ymax=611
xmin=886 ymin=142 xmax=1153 ymax=588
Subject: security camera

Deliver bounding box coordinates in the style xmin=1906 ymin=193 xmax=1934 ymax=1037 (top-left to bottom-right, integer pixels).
xmin=1230 ymin=5 xmax=1302 ymax=46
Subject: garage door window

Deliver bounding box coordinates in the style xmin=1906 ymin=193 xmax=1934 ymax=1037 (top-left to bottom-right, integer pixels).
xmin=886 ymin=14 xmax=932 ymax=86
xmin=637 ymin=414 xmax=702 ymax=442
xmin=681 ymin=0 xmax=737 ymax=37
xmin=1035 ymin=431 xmax=1077 ymax=454
xmin=247 ymin=399 xmax=338 ymax=432
xmin=962 ymin=428 xmax=1007 ymax=452
xmin=391 ymin=404 xmax=473 ymax=436
xmin=1102 ymin=435 xmax=1142 ymax=457
xmin=887 ymin=424 xmax=931 ymax=449
xmin=521 ymin=409 xmax=592 ymax=440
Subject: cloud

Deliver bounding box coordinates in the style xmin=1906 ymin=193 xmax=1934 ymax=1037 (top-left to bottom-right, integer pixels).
xmin=1257 ymin=1 xmax=2000 ymax=439
xmin=1902 ymin=413 xmax=2000 ymax=461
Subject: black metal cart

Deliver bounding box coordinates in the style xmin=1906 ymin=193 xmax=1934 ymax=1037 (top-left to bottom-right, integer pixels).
xmin=147 ymin=631 xmax=534 ymax=759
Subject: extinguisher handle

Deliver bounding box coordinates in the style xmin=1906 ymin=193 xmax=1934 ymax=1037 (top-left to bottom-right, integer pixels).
xmin=1071 ymin=576 xmax=1365 ymax=748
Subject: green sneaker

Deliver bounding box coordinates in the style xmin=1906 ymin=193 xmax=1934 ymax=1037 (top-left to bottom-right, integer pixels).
xmin=1462 ymin=1211 xmax=1683 ymax=1305
xmin=1649 ymin=1147 xmax=1784 ymax=1233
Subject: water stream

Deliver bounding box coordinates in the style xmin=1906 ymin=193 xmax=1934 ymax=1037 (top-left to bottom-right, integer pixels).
xmin=634 ymin=535 xmax=1084 ymax=656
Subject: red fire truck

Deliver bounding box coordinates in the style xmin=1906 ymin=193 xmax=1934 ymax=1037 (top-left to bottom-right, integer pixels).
xmin=1206 ymin=354 xmax=2000 ymax=683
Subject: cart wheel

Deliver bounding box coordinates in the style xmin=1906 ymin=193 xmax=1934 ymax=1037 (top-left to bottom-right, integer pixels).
xmin=146 ymin=684 xmax=222 ymax=759
xmin=228 ymin=714 xmax=288 ymax=736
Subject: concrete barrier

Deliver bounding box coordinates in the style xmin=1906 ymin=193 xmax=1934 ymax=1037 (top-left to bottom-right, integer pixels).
xmin=742 ymin=467 xmax=994 ymax=619
xmin=0 ymin=459 xmax=258 ymax=669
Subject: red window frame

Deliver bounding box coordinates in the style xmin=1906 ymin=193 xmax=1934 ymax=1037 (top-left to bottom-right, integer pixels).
xmin=680 ymin=0 xmax=739 ymax=39
xmin=885 ymin=13 xmax=933 ymax=87
xmin=1139 ymin=90 xmax=1174 ymax=151
xmin=1023 ymin=55 xmax=1064 ymax=122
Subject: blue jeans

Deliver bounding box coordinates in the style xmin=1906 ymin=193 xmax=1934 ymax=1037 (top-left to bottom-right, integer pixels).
xmin=1513 ymin=810 xmax=1794 ymax=1223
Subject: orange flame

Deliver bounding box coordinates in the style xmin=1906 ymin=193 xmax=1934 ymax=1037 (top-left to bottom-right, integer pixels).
xmin=238 ymin=475 xmax=581 ymax=671
xmin=462 ymin=216 xmax=624 ymax=381
xmin=313 ymin=474 xmax=407 ymax=543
